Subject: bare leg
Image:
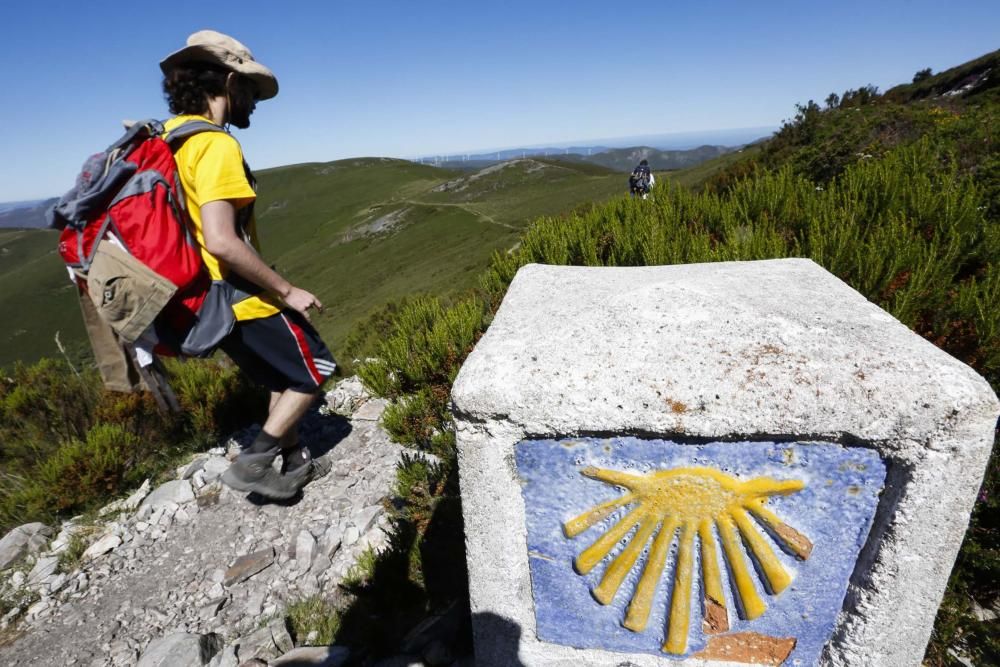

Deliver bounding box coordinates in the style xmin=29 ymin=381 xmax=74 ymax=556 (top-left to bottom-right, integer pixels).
xmin=267 ymin=391 xmax=300 ymax=449
xmin=262 ymin=389 xmax=315 ymax=448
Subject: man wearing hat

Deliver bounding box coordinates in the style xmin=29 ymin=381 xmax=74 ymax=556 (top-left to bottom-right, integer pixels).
xmin=160 ymin=30 xmax=335 ymax=499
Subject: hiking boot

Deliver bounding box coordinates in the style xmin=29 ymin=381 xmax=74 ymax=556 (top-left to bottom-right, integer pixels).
xmin=221 ymin=447 xmax=300 ymax=499
xmin=281 ymin=446 xmax=333 ymax=492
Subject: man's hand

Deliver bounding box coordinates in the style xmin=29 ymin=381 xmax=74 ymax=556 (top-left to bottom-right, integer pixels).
xmin=281 ymin=286 xmax=324 ymax=321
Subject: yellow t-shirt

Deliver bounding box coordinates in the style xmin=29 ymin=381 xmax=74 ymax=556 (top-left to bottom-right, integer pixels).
xmin=163 ymin=115 xmax=281 ymax=321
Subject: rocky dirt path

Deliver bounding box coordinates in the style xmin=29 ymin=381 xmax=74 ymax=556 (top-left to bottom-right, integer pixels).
xmin=0 ymin=382 xmax=412 ymax=666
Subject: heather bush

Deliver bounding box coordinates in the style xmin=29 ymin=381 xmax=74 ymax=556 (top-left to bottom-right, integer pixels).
xmin=380 ymin=388 xmax=446 ymax=451
xmin=35 ymin=424 xmax=147 ymax=513
xmin=0 ymin=357 xmax=262 ymax=533
xmin=164 ymin=357 xmax=266 ymax=443
xmin=358 ymin=297 xmax=486 ymax=400
xmin=0 ymin=359 xmax=99 ymax=447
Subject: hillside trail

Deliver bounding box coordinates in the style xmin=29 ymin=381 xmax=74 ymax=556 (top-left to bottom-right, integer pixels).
xmin=391 ymin=198 xmax=520 ymax=230
xmin=0 ymin=380 xmax=417 ymax=666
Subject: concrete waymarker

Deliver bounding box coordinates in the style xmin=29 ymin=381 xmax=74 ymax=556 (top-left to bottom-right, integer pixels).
xmin=451 ymin=260 xmax=998 ymax=666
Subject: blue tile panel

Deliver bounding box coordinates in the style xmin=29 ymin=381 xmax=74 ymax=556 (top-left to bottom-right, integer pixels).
xmin=516 ymin=438 xmax=886 ymax=665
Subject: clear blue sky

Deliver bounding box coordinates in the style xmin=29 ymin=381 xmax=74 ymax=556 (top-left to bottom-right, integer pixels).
xmin=1 ymin=0 xmax=997 ymax=201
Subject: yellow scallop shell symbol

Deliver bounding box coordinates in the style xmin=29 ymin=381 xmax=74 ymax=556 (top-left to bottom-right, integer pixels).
xmin=563 ymin=466 xmax=813 ymax=655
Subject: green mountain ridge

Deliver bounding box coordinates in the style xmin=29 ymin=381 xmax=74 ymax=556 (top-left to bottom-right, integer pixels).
xmin=552 ymin=144 xmax=738 ymax=172
xmin=0 ymin=198 xmax=57 ymax=229
xmin=425 ymin=143 xmax=737 ymax=173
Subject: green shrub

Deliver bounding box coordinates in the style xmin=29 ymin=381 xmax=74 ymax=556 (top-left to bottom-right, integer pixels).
xmin=92 ymin=389 xmax=174 ymax=450
xmin=0 ymin=356 xmax=264 ymax=534
xmin=392 ymin=453 xmax=452 ymax=522
xmin=56 ymin=529 xmax=93 ymax=574
xmin=165 ymin=357 xmax=266 ymax=442
xmin=340 ymin=300 xmax=411 ymax=377
xmin=0 ymin=424 xmax=147 ymax=525
xmin=358 ymin=297 xmax=486 ymax=400
xmin=392 ymin=454 xmax=434 ymax=502
xmin=342 ymin=546 xmax=379 ymax=589
xmin=359 ymin=297 xmax=485 ymax=456
xmin=380 ymin=389 xmax=453 ymax=453
xmin=0 ymin=359 xmax=99 ymax=459
xmin=286 ymin=594 xmax=342 ymax=646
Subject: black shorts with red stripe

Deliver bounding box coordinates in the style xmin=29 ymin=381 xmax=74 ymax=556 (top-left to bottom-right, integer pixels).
xmin=220 ymin=310 xmax=337 ymax=393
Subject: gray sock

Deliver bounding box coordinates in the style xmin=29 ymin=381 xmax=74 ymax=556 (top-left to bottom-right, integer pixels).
xmin=248 ymin=432 xmax=280 ymax=454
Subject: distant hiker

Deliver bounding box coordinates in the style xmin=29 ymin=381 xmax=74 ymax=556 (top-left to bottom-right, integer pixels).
xmin=629 ymin=159 xmax=655 ymax=199
xmin=160 ymin=30 xmax=335 ymax=499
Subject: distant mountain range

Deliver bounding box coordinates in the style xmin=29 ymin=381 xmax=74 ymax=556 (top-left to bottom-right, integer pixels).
xmin=420 ymin=144 xmax=740 ymax=173
xmin=553 ymin=145 xmax=737 ymax=173
xmin=415 ymin=146 xmax=612 ymax=168
xmin=413 ymin=126 xmax=775 ymax=167
xmin=0 ymin=199 xmax=56 ymax=229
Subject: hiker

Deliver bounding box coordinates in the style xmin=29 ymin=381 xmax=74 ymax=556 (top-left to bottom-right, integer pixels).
xmin=629 ymin=159 xmax=655 ymax=199
xmin=160 ymin=30 xmax=336 ymax=499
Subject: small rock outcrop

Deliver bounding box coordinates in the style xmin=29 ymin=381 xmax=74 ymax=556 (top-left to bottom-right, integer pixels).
xmin=0 ymin=523 xmax=52 ymax=570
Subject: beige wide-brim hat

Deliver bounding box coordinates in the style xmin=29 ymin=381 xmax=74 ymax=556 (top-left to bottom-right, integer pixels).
xmin=160 ymin=30 xmax=278 ymax=100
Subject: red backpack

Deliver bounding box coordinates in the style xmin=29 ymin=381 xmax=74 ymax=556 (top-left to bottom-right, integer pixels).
xmin=49 ymin=119 xmax=235 ymax=359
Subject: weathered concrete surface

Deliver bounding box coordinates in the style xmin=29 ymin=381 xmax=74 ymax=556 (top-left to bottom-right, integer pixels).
xmin=451 ymin=260 xmax=999 ymax=666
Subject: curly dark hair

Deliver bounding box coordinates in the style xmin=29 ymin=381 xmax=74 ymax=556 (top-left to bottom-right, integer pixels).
xmin=162 ymin=63 xmax=230 ymax=115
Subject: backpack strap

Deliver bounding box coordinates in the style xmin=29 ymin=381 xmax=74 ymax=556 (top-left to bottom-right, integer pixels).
xmin=160 ymin=118 xmax=234 ymax=219
xmin=163 ymin=120 xmax=259 ymax=247
xmin=160 ymin=119 xmax=261 ymax=311
xmin=162 ymin=119 xmax=226 ymax=145
xmin=106 ymin=119 xmax=162 ymax=153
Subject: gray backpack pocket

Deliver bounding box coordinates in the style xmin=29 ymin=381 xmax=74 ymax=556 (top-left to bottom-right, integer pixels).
xmin=179 ymin=280 xmax=237 ymax=357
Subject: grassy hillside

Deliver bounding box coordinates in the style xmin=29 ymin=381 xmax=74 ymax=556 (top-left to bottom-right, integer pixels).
xmin=884 ymin=49 xmax=999 ymax=103
xmin=702 ymin=48 xmax=1000 ymax=196
xmin=0 ymin=157 xmax=625 ymax=370
xmin=0 ymin=229 xmax=88 ymax=366
xmin=661 ymin=144 xmax=763 ymax=189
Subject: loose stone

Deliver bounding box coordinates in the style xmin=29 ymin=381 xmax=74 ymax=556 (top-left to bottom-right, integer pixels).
xmin=294 ymin=531 xmax=316 ymax=574
xmin=0 ymin=523 xmax=53 ymax=570
xmin=82 ymin=534 xmax=122 ymax=561
xmin=135 ymin=632 xmax=222 ymax=667
xmin=223 ymin=547 xmax=275 ymax=586
xmin=140 ymin=480 xmax=195 ymax=512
